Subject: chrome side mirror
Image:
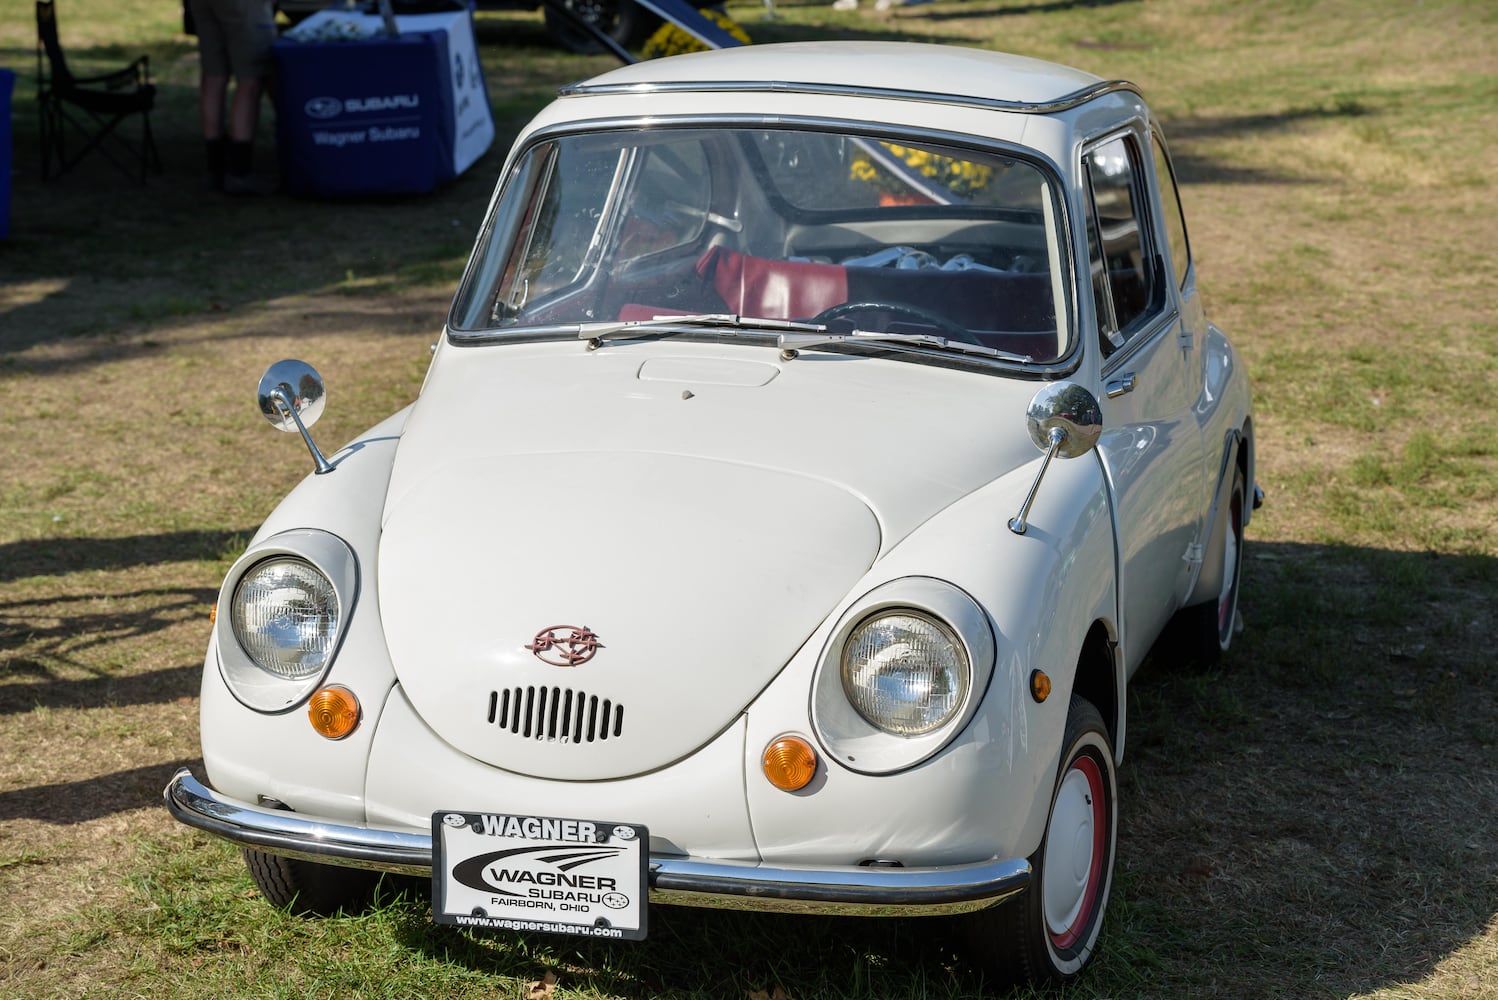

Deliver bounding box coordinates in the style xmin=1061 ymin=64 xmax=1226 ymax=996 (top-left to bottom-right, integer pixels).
xmin=1008 ymin=382 xmax=1102 ymax=535
xmin=257 ymin=359 xmax=334 ymax=475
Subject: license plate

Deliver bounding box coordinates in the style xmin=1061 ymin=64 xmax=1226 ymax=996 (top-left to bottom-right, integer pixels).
xmin=431 ymin=811 xmax=648 ymax=940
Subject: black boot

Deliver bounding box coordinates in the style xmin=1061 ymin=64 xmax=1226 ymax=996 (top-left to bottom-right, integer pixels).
xmin=223 ymin=139 xmax=271 ymax=196
xmin=205 ymin=136 xmax=226 ymax=192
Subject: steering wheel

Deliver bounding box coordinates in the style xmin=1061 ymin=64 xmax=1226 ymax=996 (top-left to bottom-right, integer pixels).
xmin=811 ymin=300 xmax=983 ymax=345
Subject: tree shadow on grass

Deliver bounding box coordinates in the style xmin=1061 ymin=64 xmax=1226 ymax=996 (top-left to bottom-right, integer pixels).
xmin=0 ymin=659 xmax=202 ymax=715
xmin=0 ymin=758 xmax=203 ymax=826
xmin=1164 ymin=102 xmax=1375 ymax=186
xmin=0 ymin=529 xmax=250 ymax=583
xmin=0 ymin=585 xmax=212 ymax=718
xmin=1109 ymin=539 xmax=1497 ymax=997
xmin=0 ymin=532 xmax=242 ymax=712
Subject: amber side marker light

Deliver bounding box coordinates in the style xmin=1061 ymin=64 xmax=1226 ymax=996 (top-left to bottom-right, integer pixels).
xmin=762 ymin=735 xmax=818 ymax=791
xmin=1030 ymin=669 xmax=1052 ymax=703
xmin=209 ymin=603 xmax=217 ymax=624
xmin=308 ymin=686 xmax=361 ymax=740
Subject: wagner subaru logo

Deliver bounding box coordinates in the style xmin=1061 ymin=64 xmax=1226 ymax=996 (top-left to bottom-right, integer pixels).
xmin=345 ymin=94 xmax=420 ymax=113
xmin=303 ymin=94 xmax=420 ymax=120
xmin=451 ymin=844 xmax=629 ymax=907
xmin=304 ymin=96 xmax=343 ymax=119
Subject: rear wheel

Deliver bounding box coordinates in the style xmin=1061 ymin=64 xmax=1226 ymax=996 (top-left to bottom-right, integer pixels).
xmin=960 ymin=696 xmax=1117 ymax=986
xmin=242 ymin=848 xmax=381 ymax=916
xmin=1161 ymin=463 xmax=1247 ymax=667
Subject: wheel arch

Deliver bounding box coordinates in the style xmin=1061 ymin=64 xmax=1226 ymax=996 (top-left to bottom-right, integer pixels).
xmin=1239 ymin=414 xmax=1256 ymax=528
xmin=1071 ymin=619 xmax=1121 ymax=759
xmin=1186 ymin=426 xmax=1247 ymax=608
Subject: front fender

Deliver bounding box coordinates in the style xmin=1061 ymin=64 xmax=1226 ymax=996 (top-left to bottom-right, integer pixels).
xmin=741 ymin=450 xmax=1116 ymax=866
xmin=201 ymin=408 xmax=410 ymax=819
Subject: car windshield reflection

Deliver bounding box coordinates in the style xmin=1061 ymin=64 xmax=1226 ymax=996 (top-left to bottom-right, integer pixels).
xmin=449 ymin=126 xmax=1072 ymax=365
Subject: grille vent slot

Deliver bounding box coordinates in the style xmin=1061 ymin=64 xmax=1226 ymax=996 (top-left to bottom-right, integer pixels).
xmin=487 ymin=687 xmax=624 ymax=744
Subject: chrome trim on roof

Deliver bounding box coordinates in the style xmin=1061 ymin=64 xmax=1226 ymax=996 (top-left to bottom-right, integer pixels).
xmin=558 ymin=78 xmax=1142 ymax=116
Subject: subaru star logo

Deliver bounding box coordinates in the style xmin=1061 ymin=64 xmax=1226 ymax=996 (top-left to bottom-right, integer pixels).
xmin=304 ymin=96 xmax=343 ymax=119
xmin=526 ymin=625 xmax=602 ymax=666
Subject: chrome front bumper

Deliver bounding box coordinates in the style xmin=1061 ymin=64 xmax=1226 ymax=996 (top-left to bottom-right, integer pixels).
xmin=164 ymin=768 xmax=1030 ymax=917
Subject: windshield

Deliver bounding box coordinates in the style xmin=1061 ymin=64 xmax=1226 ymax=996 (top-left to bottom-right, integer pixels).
xmin=450 ymin=125 xmax=1072 ymax=365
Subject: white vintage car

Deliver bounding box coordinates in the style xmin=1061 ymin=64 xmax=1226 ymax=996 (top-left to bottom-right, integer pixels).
xmin=165 ymin=41 xmax=1258 ymax=986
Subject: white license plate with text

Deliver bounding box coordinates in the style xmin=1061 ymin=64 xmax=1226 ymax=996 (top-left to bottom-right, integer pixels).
xmin=431 ymin=811 xmax=648 ymax=940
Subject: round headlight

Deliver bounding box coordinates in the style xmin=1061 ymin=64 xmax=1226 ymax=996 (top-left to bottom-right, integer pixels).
xmin=841 ymin=612 xmax=969 ymax=736
xmin=230 ymin=557 xmax=339 ymax=679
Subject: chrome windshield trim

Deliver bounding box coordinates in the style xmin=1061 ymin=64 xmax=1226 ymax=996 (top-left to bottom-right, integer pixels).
xmin=445 ymin=113 xmax=1084 ymax=377
xmin=164 ymin=769 xmax=1030 ymax=916
xmin=558 ymin=78 xmax=1141 ymax=117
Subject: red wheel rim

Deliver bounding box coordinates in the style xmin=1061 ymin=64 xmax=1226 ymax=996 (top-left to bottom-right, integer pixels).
xmin=1046 ymin=753 xmax=1107 ymax=952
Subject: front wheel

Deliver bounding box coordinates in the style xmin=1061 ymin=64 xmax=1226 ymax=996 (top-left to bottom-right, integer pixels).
xmin=242 ymin=848 xmax=381 ymax=916
xmin=960 ymin=696 xmax=1117 ymax=986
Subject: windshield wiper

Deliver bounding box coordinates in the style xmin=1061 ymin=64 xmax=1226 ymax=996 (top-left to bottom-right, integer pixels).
xmin=577 ymin=313 xmax=826 ymax=343
xmin=575 ymin=315 xmax=1032 ymax=363
xmin=777 ymin=330 xmax=1033 ymax=363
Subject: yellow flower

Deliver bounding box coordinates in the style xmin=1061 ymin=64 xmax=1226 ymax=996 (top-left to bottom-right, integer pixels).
xmin=849 ymin=142 xmax=993 ymax=198
xmin=642 ymin=9 xmax=750 ymax=60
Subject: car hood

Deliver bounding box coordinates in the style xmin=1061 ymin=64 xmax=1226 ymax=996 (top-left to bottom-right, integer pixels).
xmin=378 ymin=342 xmax=1042 ymax=780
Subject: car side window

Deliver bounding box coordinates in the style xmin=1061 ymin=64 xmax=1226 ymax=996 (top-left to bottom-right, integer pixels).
xmin=1150 ymin=133 xmax=1191 ymax=290
xmin=1083 ymin=135 xmax=1159 ymax=356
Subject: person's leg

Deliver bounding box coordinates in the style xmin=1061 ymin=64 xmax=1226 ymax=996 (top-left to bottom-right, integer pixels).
xmin=193 ymin=0 xmax=232 ymax=190
xmin=222 ymin=0 xmax=278 ymax=193
xmin=199 ymin=74 xmax=229 ymax=138
xmin=228 ymin=75 xmax=263 ymax=144
xmin=224 ymin=75 xmax=269 ymax=193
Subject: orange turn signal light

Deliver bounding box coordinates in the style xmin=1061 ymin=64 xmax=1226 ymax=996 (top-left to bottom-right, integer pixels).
xmin=762 ymin=735 xmax=818 ymax=792
xmin=308 ymin=685 xmax=361 ymax=740
xmin=1030 ymin=669 xmax=1052 ymax=703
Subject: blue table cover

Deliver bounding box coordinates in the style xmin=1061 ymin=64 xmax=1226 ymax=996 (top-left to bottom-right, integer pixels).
xmin=274 ymin=7 xmax=494 ymax=197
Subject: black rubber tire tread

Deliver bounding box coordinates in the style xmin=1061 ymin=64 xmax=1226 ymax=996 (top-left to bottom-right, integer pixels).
xmin=1155 ymin=463 xmax=1247 ymax=669
xmin=242 ymin=848 xmax=381 ymax=916
xmin=958 ymin=696 xmax=1115 ymax=988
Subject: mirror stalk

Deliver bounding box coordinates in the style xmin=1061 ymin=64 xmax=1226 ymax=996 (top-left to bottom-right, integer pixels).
xmin=1007 ymin=382 xmax=1103 ymax=536
xmin=1008 ymin=428 xmax=1064 ymax=535
xmin=270 ymin=385 xmax=335 ymax=475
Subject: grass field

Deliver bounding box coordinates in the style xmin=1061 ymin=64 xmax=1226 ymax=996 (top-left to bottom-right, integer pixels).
xmin=1 ymin=0 xmax=1495 ymax=997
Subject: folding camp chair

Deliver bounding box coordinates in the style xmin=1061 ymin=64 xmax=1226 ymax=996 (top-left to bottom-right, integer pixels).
xmin=36 ymin=0 xmax=162 ymax=182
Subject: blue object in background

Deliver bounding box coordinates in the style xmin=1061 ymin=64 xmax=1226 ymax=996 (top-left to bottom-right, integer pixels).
xmin=0 ymin=68 xmax=14 ymax=239
xmin=273 ymin=6 xmax=493 ymax=198
xmin=276 ymin=33 xmax=446 ymax=197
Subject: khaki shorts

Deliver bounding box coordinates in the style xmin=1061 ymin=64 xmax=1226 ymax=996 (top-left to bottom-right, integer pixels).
xmin=191 ymin=0 xmax=276 ymax=79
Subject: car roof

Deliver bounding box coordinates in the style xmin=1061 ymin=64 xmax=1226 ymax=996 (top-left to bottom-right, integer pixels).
xmin=570 ymin=42 xmax=1110 ymax=110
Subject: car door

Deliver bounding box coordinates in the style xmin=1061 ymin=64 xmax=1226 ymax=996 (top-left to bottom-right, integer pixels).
xmin=1083 ymin=130 xmax=1207 ymax=671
